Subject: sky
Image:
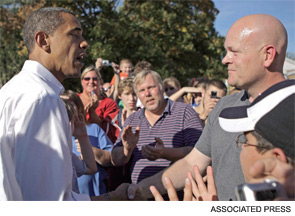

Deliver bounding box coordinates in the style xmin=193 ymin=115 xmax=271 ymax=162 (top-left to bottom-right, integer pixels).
xmin=212 ymin=0 xmax=295 ymax=54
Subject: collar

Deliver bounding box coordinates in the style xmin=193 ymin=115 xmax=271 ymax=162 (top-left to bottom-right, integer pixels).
xmin=139 ymin=98 xmax=173 ymax=119
xmin=22 ymin=60 xmax=65 ymax=95
xmin=241 ymin=90 xmax=249 ymax=101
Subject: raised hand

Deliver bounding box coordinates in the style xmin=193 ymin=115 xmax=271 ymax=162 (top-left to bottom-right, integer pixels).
xmin=122 ymin=125 xmax=140 ymax=155
xmin=95 ymin=58 xmax=103 ymax=71
xmin=249 ymin=158 xmax=294 ymax=199
xmin=188 ymin=165 xmax=218 ymax=201
xmin=72 ymin=113 xmax=88 ymax=139
xmin=150 ymin=177 xmax=193 ymax=201
xmin=112 ymin=62 xmax=120 ymax=74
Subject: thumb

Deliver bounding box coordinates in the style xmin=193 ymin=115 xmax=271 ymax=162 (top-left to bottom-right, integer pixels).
xmin=127 ymin=183 xmax=139 ymax=200
xmin=135 ymin=126 xmax=140 ymax=136
xmin=155 ymin=137 xmax=163 ymax=147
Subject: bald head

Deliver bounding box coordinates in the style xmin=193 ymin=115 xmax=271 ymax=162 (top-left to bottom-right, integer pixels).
xmin=227 ymin=14 xmax=287 ymax=71
xmin=223 ymin=14 xmax=287 ymax=99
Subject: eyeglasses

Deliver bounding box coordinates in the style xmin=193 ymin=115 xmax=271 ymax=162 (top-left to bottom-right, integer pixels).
xmin=104 ymin=86 xmax=111 ymax=92
xmin=83 ymin=77 xmax=98 ymax=81
xmin=235 ymin=134 xmax=272 ymax=149
xmin=165 ymin=87 xmax=175 ymax=92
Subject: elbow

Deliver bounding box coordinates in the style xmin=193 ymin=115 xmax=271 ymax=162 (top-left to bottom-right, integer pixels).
xmin=85 ymin=164 xmax=97 ymax=175
xmin=89 ymin=165 xmax=97 ymax=174
xmin=111 ymin=148 xmax=127 ymax=166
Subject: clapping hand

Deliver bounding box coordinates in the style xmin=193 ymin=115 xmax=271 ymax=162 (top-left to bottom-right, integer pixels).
xmin=122 ymin=125 xmax=140 ymax=155
xmin=142 ymin=137 xmax=165 ymax=161
xmin=72 ymin=113 xmax=88 ymax=139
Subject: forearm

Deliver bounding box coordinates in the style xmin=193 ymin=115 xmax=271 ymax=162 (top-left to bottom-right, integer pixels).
xmin=90 ymin=191 xmax=123 ymax=201
xmin=112 ymin=73 xmax=120 ymax=102
xmin=138 ymin=155 xmax=194 ymax=199
xmin=169 ymin=88 xmax=185 ymax=101
xmin=77 ymin=135 xmax=97 ymax=174
xmin=111 ymin=146 xmax=133 ymax=166
xmin=92 ymin=147 xmax=112 ymax=167
xmin=198 ymin=112 xmax=208 ymax=126
xmin=89 ymin=111 xmax=102 ymax=127
xmin=162 ymin=146 xmax=193 ymax=162
xmin=139 ymin=148 xmax=211 ymax=199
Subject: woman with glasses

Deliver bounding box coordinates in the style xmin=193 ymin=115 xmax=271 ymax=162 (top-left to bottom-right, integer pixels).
xmin=79 ymin=65 xmax=119 ymax=143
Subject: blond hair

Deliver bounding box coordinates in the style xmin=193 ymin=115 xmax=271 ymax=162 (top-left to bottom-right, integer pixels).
xmin=118 ymin=78 xmax=135 ymax=96
xmin=120 ymin=59 xmax=132 ymax=66
xmin=133 ymin=69 xmax=163 ymax=93
xmin=81 ymin=65 xmax=101 ymax=80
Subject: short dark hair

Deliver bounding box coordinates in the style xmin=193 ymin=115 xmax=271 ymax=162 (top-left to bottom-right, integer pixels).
xmin=205 ymin=79 xmax=227 ymax=96
xmin=62 ymin=90 xmax=85 ymax=121
xmin=23 ymin=7 xmax=74 ymax=53
xmin=61 ymin=98 xmax=75 ymax=122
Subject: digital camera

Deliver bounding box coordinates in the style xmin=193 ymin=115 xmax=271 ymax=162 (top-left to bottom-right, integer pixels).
xmin=211 ymin=91 xmax=218 ymax=98
xmin=102 ymin=60 xmax=112 ymax=67
xmin=235 ymin=179 xmax=286 ymax=201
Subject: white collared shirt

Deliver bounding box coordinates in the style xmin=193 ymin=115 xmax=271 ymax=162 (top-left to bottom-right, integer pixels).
xmin=0 ymin=60 xmax=89 ymax=200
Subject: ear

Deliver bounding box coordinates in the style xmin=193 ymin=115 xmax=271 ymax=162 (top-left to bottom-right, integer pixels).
xmin=35 ymin=31 xmax=50 ymax=53
xmin=118 ymin=95 xmax=122 ymax=100
xmin=271 ymin=148 xmax=288 ymax=163
xmin=263 ymin=45 xmax=276 ymax=68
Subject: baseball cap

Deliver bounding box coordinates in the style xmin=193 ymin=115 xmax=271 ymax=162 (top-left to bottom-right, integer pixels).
xmin=219 ymin=80 xmax=295 ymax=159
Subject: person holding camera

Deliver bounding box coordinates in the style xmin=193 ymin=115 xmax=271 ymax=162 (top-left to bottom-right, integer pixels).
xmin=79 ymin=65 xmax=120 ymax=143
xmin=198 ymin=79 xmax=227 ymax=126
xmin=128 ymin=14 xmax=288 ymax=201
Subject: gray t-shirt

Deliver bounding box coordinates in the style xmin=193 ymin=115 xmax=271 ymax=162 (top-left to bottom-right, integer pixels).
xmin=196 ymin=90 xmax=250 ymax=200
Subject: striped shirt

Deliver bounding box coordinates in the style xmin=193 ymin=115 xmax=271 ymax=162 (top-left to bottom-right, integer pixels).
xmin=113 ymin=99 xmax=203 ymax=183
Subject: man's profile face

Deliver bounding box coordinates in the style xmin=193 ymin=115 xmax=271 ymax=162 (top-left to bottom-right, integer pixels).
xmin=136 ymin=74 xmax=164 ymax=113
xmin=240 ymin=132 xmax=272 ymax=183
xmin=222 ymin=25 xmax=265 ymax=90
xmin=48 ymin=13 xmax=88 ymax=79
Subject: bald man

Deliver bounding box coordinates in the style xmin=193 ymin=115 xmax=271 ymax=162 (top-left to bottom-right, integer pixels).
xmin=130 ymin=14 xmax=288 ymax=201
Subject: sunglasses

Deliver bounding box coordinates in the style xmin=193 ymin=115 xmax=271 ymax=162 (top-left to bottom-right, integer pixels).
xmin=165 ymin=87 xmax=175 ymax=92
xmin=104 ymin=86 xmax=111 ymax=92
xmin=83 ymin=77 xmax=98 ymax=81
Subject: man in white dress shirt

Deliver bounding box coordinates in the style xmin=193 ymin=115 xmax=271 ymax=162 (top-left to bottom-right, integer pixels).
xmin=0 ymin=7 xmax=142 ymax=201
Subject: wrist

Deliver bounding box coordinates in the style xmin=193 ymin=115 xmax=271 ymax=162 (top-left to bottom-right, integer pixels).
xmin=76 ymin=134 xmax=89 ymax=140
xmin=123 ymin=146 xmax=134 ymax=157
xmin=199 ymin=112 xmax=208 ymax=121
xmin=108 ymin=190 xmax=124 ymax=201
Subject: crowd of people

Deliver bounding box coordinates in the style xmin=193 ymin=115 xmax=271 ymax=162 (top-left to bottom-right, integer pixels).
xmin=0 ymin=7 xmax=294 ymax=202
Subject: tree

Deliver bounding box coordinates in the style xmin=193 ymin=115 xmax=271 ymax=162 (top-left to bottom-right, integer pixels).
xmin=0 ymin=0 xmax=227 ymax=89
xmin=50 ymin=0 xmax=227 ymax=87
xmin=118 ymin=0 xmax=227 ymax=85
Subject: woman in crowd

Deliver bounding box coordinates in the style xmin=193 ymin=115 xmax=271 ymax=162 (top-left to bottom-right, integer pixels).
xmin=79 ymin=65 xmax=119 ymax=143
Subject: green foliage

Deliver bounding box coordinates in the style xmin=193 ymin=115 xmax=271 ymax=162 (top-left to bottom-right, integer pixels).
xmin=0 ymin=0 xmax=227 ymax=89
